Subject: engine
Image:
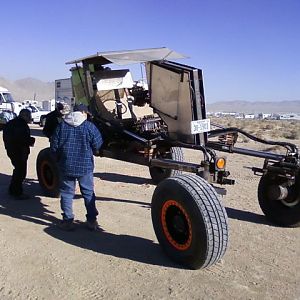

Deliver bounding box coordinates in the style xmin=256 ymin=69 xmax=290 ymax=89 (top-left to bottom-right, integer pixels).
xmin=129 ymin=84 xmax=150 ymax=107
xmin=135 ymin=115 xmax=167 ymax=135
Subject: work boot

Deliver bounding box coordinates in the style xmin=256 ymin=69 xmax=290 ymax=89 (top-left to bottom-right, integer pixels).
xmin=58 ymin=219 xmax=75 ymax=231
xmin=86 ymin=220 xmax=100 ymax=231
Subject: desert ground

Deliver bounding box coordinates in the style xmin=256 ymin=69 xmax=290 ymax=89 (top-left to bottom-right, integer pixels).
xmin=0 ymin=120 xmax=299 ymax=300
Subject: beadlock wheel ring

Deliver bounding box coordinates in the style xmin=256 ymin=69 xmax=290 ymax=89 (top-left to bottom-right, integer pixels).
xmin=161 ymin=200 xmax=192 ymax=251
xmin=40 ymin=161 xmax=55 ymax=189
xmin=281 ymin=198 xmax=300 ymax=207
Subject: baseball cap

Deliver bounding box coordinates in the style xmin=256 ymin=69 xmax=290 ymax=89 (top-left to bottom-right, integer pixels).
xmin=56 ymin=102 xmax=64 ymax=111
xmin=74 ymin=103 xmax=89 ymax=113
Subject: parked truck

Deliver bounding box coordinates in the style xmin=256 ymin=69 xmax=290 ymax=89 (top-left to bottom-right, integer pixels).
xmin=0 ymin=86 xmax=25 ymax=128
xmin=0 ymin=86 xmax=24 ymax=115
xmin=24 ymin=104 xmax=51 ymax=126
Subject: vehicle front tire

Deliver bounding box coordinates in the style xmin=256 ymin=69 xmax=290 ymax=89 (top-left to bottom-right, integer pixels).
xmin=151 ymin=174 xmax=229 ymax=269
xmin=149 ymin=147 xmax=184 ymax=184
xmin=36 ymin=148 xmax=60 ymax=197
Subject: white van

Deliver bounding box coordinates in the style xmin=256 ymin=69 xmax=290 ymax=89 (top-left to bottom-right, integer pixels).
xmin=0 ymin=86 xmax=24 ymax=115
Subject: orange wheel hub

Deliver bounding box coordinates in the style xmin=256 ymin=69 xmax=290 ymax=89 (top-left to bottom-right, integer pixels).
xmin=161 ymin=200 xmax=192 ymax=251
xmin=41 ymin=161 xmax=55 ymax=189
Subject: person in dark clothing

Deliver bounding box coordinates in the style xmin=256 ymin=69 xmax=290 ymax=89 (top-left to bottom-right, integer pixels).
xmin=3 ymin=109 xmax=35 ymax=199
xmin=43 ymin=102 xmax=70 ymax=139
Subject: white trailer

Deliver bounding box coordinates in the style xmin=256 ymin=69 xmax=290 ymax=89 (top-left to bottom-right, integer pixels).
xmin=55 ymin=78 xmax=74 ymax=107
xmin=42 ymin=98 xmax=56 ymax=111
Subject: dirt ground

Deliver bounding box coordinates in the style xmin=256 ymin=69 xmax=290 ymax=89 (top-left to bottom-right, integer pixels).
xmin=0 ymin=125 xmax=299 ymax=300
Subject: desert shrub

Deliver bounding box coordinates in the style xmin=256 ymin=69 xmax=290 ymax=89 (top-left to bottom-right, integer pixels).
xmin=210 ymin=117 xmax=300 ymax=141
xmin=282 ymin=130 xmax=300 ymax=140
xmin=238 ymin=135 xmax=250 ymax=143
xmin=262 ymin=123 xmax=275 ymax=130
xmin=263 ymin=145 xmax=283 ymax=152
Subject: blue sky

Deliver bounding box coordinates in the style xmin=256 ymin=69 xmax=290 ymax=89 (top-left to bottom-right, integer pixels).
xmin=1 ymin=0 xmax=299 ymax=103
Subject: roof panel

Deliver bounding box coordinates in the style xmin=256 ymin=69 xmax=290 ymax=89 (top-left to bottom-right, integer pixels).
xmin=66 ymin=47 xmax=187 ymax=65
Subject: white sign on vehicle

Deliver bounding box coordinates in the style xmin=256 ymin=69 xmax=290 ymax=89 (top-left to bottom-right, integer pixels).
xmin=191 ymin=119 xmax=211 ymax=134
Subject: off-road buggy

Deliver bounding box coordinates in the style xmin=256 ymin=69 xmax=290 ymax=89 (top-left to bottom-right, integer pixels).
xmin=36 ymin=48 xmax=300 ymax=269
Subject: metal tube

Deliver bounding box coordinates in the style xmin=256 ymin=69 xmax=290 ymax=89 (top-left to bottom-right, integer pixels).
xmin=150 ymin=158 xmax=203 ymax=173
xmin=123 ymin=129 xmax=148 ymax=144
xmin=229 ymin=146 xmax=285 ymax=161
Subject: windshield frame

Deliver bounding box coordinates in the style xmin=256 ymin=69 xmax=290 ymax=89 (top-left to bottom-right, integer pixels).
xmin=2 ymin=93 xmax=15 ymax=103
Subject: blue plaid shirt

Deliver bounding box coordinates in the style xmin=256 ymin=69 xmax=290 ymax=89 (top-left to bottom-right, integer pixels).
xmin=50 ymin=120 xmax=103 ymax=177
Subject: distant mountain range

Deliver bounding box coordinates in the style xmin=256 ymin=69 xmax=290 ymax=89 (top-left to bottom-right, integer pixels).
xmin=207 ymin=100 xmax=300 ymax=114
xmin=0 ymin=77 xmax=54 ymax=102
xmin=1 ymin=76 xmax=299 ymax=113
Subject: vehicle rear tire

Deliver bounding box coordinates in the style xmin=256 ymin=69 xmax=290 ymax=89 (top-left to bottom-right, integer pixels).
xmin=36 ymin=148 xmax=60 ymax=197
xmin=258 ymin=172 xmax=300 ymax=227
xmin=149 ymin=147 xmax=184 ymax=184
xmin=39 ymin=116 xmax=46 ymax=127
xmin=151 ymin=174 xmax=228 ymax=269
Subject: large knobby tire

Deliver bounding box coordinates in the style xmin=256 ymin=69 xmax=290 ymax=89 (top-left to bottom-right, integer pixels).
xmin=39 ymin=116 xmax=46 ymax=127
xmin=36 ymin=148 xmax=60 ymax=197
xmin=151 ymin=174 xmax=229 ymax=269
xmin=258 ymin=172 xmax=300 ymax=227
xmin=149 ymin=147 xmax=184 ymax=184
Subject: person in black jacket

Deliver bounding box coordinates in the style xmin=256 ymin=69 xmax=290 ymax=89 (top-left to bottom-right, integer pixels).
xmin=3 ymin=109 xmax=35 ymax=199
xmin=43 ymin=102 xmax=69 ymax=139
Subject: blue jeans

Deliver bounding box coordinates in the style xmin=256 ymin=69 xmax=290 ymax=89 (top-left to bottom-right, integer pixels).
xmin=60 ymin=172 xmax=98 ymax=222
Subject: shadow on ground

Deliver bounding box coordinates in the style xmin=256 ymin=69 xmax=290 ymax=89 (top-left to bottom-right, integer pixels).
xmin=0 ymin=171 xmax=274 ymax=269
xmin=44 ymin=224 xmax=179 ymax=269
xmin=0 ymin=173 xmax=56 ymax=226
xmin=0 ymin=173 xmax=177 ymax=269
xmin=226 ymin=206 xmax=272 ymax=226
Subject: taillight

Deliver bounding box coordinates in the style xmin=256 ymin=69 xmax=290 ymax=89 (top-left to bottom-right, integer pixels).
xmin=215 ymin=157 xmax=226 ymax=170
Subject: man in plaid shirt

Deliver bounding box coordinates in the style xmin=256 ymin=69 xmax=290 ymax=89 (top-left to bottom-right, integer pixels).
xmin=50 ymin=104 xmax=103 ymax=231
